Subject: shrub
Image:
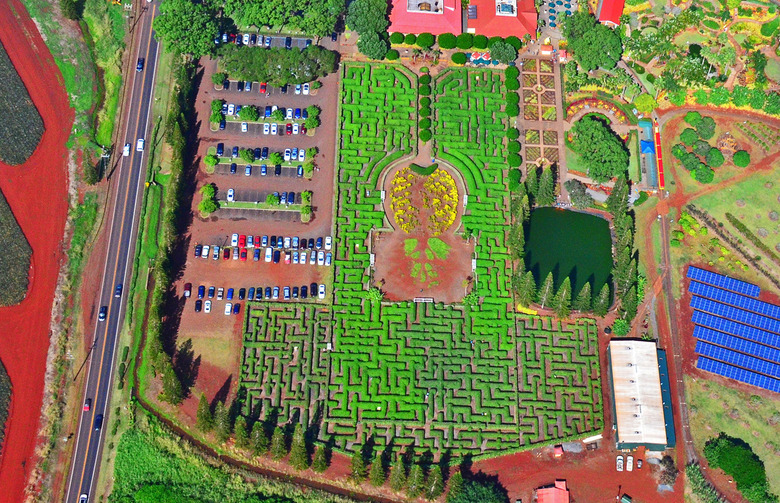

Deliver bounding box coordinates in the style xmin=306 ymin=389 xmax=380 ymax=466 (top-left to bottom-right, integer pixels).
xmin=693 ymin=140 xmax=712 ymax=157
xmin=420 ymin=66 xmax=429 ymax=73
xmin=419 ymin=106 xmax=431 ymax=117
xmin=451 ymin=52 xmax=468 ymax=65
xmin=456 ymin=33 xmax=473 ymax=49
xmin=694 ymin=165 xmax=715 ymax=183
xmin=505 ymin=78 xmax=520 ymax=91
xmin=390 ymin=32 xmax=404 ymax=44
xmin=211 ymin=72 xmax=227 ymax=86
xmin=473 ymin=34 xmax=489 ymax=49
xmin=508 ymin=169 xmax=523 ymax=191
xmin=506 ymin=92 xmax=519 ymax=105
xmin=419 ymin=84 xmax=431 ymax=96
xmin=508 ymin=153 xmax=522 ymax=167
xmin=505 ymin=66 xmax=519 ymax=80
xmin=420 ymin=97 xmax=431 ymax=107
xmin=680 ymin=128 xmax=699 ymax=146
xmin=419 ymin=118 xmax=431 ymax=129
xmin=506 ymin=103 xmax=519 ymax=116
xmin=507 ymin=140 xmax=521 ymax=153
xmin=505 ymin=36 xmax=522 ymax=50
xmin=417 ymin=32 xmax=435 ymax=48
xmin=404 ymin=33 xmax=417 ymax=45
xmin=706 ymin=148 xmax=724 ymax=168
xmin=684 ymin=111 xmax=702 ymax=126
xmin=419 ymin=74 xmax=431 ymax=85
xmin=733 ymin=150 xmax=750 ymax=167
xmin=488 ymin=36 xmax=503 ymax=47
xmin=438 ymin=32 xmax=457 ymax=49
xmin=507 ymin=127 xmax=520 ymax=140
xmin=386 ymin=49 xmax=400 ymax=60
xmin=419 ymin=129 xmax=432 ymax=142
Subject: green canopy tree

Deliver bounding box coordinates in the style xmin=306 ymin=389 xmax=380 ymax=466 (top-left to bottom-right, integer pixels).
xmin=593 ymin=284 xmax=611 ymax=316
xmin=447 ymin=471 xmax=464 ymax=501
xmin=213 ymin=401 xmax=232 ymax=443
xmin=289 ymin=423 xmax=309 ymax=470
xmin=369 ymin=451 xmax=386 ymax=486
xmin=563 ymin=11 xmax=622 ymax=71
xmin=633 ymin=93 xmax=658 ymax=114
xmin=552 ymin=277 xmax=572 ymax=319
xmin=312 ymin=446 xmax=328 ymax=472
xmin=349 ymin=449 xmax=367 ymax=482
xmin=733 ymin=150 xmax=750 ymax=167
xmin=406 ymin=464 xmax=425 ymax=498
xmin=706 ymin=148 xmax=724 ymax=168
xmin=537 ymin=272 xmax=556 ymax=309
xmin=447 ymin=479 xmax=507 ymax=503
xmin=346 ymin=0 xmax=389 ymax=33
xmin=270 ymin=426 xmax=287 ymax=459
xmin=621 ymin=285 xmax=638 ymax=320
xmin=536 ymin=167 xmax=556 ymax=206
xmin=426 ymin=464 xmax=445 ymax=500
xmin=570 ymin=116 xmax=629 ymax=182
xmin=389 ymin=455 xmax=407 ymax=492
xmin=196 ymin=394 xmax=213 ymax=431
xmin=234 ymin=416 xmax=249 ymax=449
xmin=516 ymin=271 xmax=537 ymax=307
xmin=154 ymin=0 xmax=218 ymax=57
xmin=490 ymin=41 xmax=517 ymax=64
xmin=357 ymin=31 xmax=389 ymax=60
xmin=573 ymin=282 xmax=592 ymax=311
xmin=525 ymin=167 xmax=539 ymax=199
xmin=159 ymin=358 xmax=183 ymax=405
xmin=251 ymin=420 xmax=269 ymax=455
xmin=612 ymin=318 xmax=630 ymax=336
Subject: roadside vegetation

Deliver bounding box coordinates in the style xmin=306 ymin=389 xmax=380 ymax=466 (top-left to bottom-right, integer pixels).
xmin=0 ymin=42 xmax=44 ymax=165
xmin=0 ymin=188 xmax=33 ymax=306
xmin=704 ymin=433 xmax=778 ymax=503
xmin=0 ymin=359 xmax=11 ymax=453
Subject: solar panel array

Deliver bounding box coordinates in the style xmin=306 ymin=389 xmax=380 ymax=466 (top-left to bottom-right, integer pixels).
xmin=687 ymin=266 xmax=761 ymax=297
xmin=687 ymin=266 xmax=780 ymax=394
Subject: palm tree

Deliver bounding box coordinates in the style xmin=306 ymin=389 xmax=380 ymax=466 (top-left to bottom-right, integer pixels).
xmin=430 ymin=49 xmax=442 ymax=65
xmin=411 ymin=48 xmax=422 ymax=64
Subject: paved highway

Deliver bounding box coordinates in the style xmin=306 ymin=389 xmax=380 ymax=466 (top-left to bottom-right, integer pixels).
xmin=65 ymin=3 xmax=160 ymax=501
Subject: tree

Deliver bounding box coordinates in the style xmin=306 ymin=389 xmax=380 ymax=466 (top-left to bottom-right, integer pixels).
xmin=621 ymin=286 xmax=638 ymax=320
xmin=570 ymin=116 xmax=629 ymax=182
xmin=684 ymin=111 xmax=702 ymax=126
xmin=289 ymin=424 xmax=309 ymax=470
xmin=345 ymin=0 xmax=389 ymax=33
xmin=473 ymin=34 xmax=489 ymax=49
xmin=447 ymin=471 xmax=464 ymax=501
xmin=83 ymin=162 xmax=100 ymax=185
xmin=692 ymin=140 xmax=712 ymax=157
xmin=419 ymin=129 xmax=433 ymax=142
xmin=438 ymin=32 xmax=457 ymax=49
xmin=312 ymin=446 xmax=328 ymax=472
xmin=696 ymin=116 xmax=716 ymax=140
xmin=573 ymin=282 xmax=592 ymax=311
xmin=357 ymin=31 xmax=389 ymax=60
xmin=203 ymin=154 xmax=219 ymax=166
xmin=196 ymin=394 xmax=213 ymax=431
xmin=269 ymin=152 xmax=283 ymax=165
xmin=417 ymin=32 xmax=435 ymax=48
xmin=593 ymin=284 xmax=611 ymax=316
xmin=448 ymin=479 xmax=507 ymax=503
xmin=234 ymin=416 xmax=249 ymax=449
xmin=537 ymin=167 xmax=555 ymax=206
xmin=159 ymin=358 xmax=183 ymax=405
xmin=239 ymin=105 xmax=259 ymax=122
xmin=733 ymin=150 xmax=750 ymax=167
xmin=60 ymin=0 xmax=82 ymax=20
xmin=270 ymin=426 xmax=287 ymax=460
xmin=563 ymin=12 xmax=622 ymax=71
xmin=553 ymin=277 xmax=572 ymax=319
xmin=679 ymin=128 xmax=698 ymax=146
xmin=386 ymin=49 xmax=400 ymax=60
xmin=612 ymin=318 xmax=630 ymax=336
xmin=271 ymin=108 xmax=285 ymax=121
xmin=349 ymin=449 xmax=367 ymax=482
xmin=426 ymin=465 xmax=445 ymax=500
xmin=537 ymin=272 xmax=555 ymax=309
xmin=525 ymin=167 xmax=539 ymax=199
xmin=390 ymin=32 xmax=404 ymax=44
xmin=369 ymin=452 xmax=386 ymax=487
xmin=296 ymin=0 xmax=344 ymax=37
xmin=564 ymin=179 xmax=593 ymax=208
xmin=456 ymin=33 xmax=474 ymax=50
xmin=694 ymin=165 xmax=715 ymax=183
xmin=154 ymin=0 xmax=219 ymax=57
xmin=239 ymin=148 xmax=255 ymax=163
xmin=389 ymin=455 xmax=407 ymax=492
xmin=406 ymin=464 xmax=425 ymax=498
xmin=219 ymin=45 xmax=337 ymax=86
xmin=451 ymin=52 xmax=468 ymax=65
xmin=251 ymin=420 xmax=269 ymax=455
xmin=266 ymin=193 xmax=281 ymax=205
xmin=490 ymin=41 xmax=517 ymax=64
xmin=633 ymin=93 xmax=658 ymax=114
xmin=516 ymin=271 xmax=537 ymax=307
xmin=706 ymin=148 xmax=724 ymax=168
xmin=405 ymin=33 xmax=417 ymax=45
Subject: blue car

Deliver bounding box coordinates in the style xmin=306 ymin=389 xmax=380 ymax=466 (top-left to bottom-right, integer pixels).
xmin=227 ymin=288 xmax=234 ymax=300
xmin=233 ymin=303 xmax=240 ymax=315
xmin=248 ymin=287 xmax=255 ymax=299
xmin=265 ymin=106 xmax=272 ymax=118
xmin=261 ymin=164 xmax=267 ymax=176
xmin=217 ymin=143 xmax=224 ymax=156
xmin=294 ymin=108 xmax=301 ymax=119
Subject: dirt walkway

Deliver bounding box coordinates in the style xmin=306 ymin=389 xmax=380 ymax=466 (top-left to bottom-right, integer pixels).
xmin=0 ymin=1 xmax=73 ymax=501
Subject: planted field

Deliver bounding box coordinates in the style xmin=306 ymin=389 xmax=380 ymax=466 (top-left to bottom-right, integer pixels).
xmin=0 ymin=189 xmax=32 ymax=306
xmin=0 ymin=41 xmax=44 ymax=165
xmin=0 ymin=359 xmax=10 ymax=452
xmin=239 ymin=64 xmax=603 ymax=456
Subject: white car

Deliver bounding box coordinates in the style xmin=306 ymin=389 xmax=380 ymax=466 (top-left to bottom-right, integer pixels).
xmin=204 ymin=300 xmax=212 ymax=313
xmin=224 ymin=302 xmax=232 ymax=315
xmin=233 ymin=247 xmax=239 ymax=260
xmin=247 ymin=235 xmax=254 ymax=248
xmin=626 ymin=455 xmax=634 ymax=472
xmin=242 ymin=33 xmax=250 ymax=45
xmin=298 ymin=149 xmax=305 ymax=162
xmin=286 ymin=108 xmax=293 ymax=120
xmin=283 ymin=236 xmax=291 ymax=248
xmin=212 ymin=245 xmax=220 ymax=260
xmin=136 ymin=138 xmax=145 ymax=151
xmin=309 ymin=251 xmax=316 ymax=265
xmin=284 ymin=149 xmax=291 ymax=161
xmin=201 ymin=245 xmax=210 ymax=259
xmin=264 ymin=247 xmax=272 ymax=262
xmin=324 ymin=236 xmax=332 ymax=250
xmin=271 ymin=123 xmax=278 ymax=135
xmin=217 ymin=287 xmax=224 ymax=300
xmin=318 ymin=284 xmax=326 ymax=299
xmin=123 ymin=143 xmax=130 ymax=156
xmin=227 ymin=188 xmax=235 ymax=202
xmin=263 ymin=123 xmax=270 ymax=135
xmin=241 ymin=122 xmax=248 ymax=133
xmin=292 ymin=123 xmax=299 ymax=135
xmin=295 ymin=84 xmax=301 ymax=95
xmin=302 ymin=83 xmax=310 ymax=95
xmin=317 ymin=250 xmax=325 ymax=266
xmin=231 ymin=233 xmax=239 ymax=247
xmin=616 ymin=455 xmax=624 ymax=472
xmin=292 ymin=251 xmax=299 ymax=264
xmin=227 ymin=103 xmax=235 ymax=115
xmin=300 ymin=251 xmax=307 ymax=264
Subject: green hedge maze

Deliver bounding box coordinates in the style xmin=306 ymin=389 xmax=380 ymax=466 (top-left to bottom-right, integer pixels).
xmin=239 ymin=64 xmax=603 ymax=456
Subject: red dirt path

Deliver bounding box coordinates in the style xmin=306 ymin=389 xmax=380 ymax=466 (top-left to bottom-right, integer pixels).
xmin=0 ymin=1 xmax=73 ymax=501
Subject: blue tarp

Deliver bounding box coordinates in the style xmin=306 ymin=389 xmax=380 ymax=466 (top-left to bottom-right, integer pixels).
xmin=641 ymin=139 xmax=655 ymax=154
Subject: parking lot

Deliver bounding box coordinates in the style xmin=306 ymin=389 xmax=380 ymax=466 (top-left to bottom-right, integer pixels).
xmin=177 ymin=55 xmax=339 ymax=330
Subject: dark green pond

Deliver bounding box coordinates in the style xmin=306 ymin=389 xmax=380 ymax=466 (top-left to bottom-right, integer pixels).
xmin=524 ymin=207 xmax=612 ymax=297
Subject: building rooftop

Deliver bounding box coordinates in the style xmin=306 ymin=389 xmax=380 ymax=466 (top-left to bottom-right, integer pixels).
xmin=609 ymin=340 xmax=668 ymax=447
xmin=596 ymin=0 xmax=625 ymax=26
xmin=466 ymin=0 xmax=537 ymax=38
xmin=389 ymin=0 xmax=464 ymax=35
xmin=537 ymin=480 xmax=570 ymax=503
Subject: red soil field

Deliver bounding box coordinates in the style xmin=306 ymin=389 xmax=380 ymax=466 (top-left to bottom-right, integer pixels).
xmin=0 ymin=1 xmax=73 ymax=501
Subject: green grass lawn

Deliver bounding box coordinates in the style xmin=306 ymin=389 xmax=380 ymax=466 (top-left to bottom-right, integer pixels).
xmin=628 ymin=130 xmax=641 ymax=184
xmin=686 ymin=376 xmax=780 ymax=496
xmin=766 ymin=58 xmax=780 ymax=84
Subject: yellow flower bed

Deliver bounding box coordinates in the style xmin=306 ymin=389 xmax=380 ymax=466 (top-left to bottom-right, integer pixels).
xmin=389 ymin=167 xmax=459 ymax=235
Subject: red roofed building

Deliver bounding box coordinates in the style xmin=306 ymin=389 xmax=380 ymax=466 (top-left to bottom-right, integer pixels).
xmin=466 ymin=0 xmax=538 ymax=39
xmin=388 ymin=0 xmax=464 ymax=36
xmin=596 ymin=0 xmax=625 ymax=27
xmin=536 ymin=480 xmax=571 ymax=503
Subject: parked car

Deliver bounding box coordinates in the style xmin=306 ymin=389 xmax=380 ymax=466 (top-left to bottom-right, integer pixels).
xmin=241 ymin=122 xmax=248 ymax=133
xmin=231 ymin=233 xmax=239 ymax=247
xmin=285 ymin=36 xmax=292 ymax=49
xmin=184 ymin=283 xmax=192 ymax=298
xmin=217 ymin=287 xmax=224 ymax=300
xmin=260 ymin=82 xmax=267 ymax=94
xmin=243 ymin=33 xmax=250 ymax=45
xmin=273 ymin=250 xmax=281 ymax=263
xmin=325 ymin=252 xmax=332 ymax=266
xmin=301 ymin=285 xmax=308 ymax=299
xmin=284 ymin=149 xmax=291 ymax=161
xmin=286 ymin=108 xmax=293 ymax=120
xmin=293 ymin=123 xmax=300 ymax=135
xmin=298 ymin=149 xmax=305 ymax=161
xmin=213 ymin=246 xmax=220 ymax=260
xmin=286 ymin=123 xmax=292 ymax=135
xmin=261 ymin=164 xmax=267 ymax=176
xmin=265 ymin=287 xmax=272 ymax=298
xmin=201 ymin=245 xmax=210 ymax=259
xmin=227 ymin=288 xmax=234 ymax=300
xmin=284 ymin=286 xmax=291 ymax=299
xmin=300 ymin=251 xmax=307 ymax=264
xmin=291 ymin=147 xmax=298 ymax=160
xmin=626 ymin=455 xmax=634 ymax=472
xmin=230 ymin=163 xmax=237 ymax=174
xmin=616 ymin=455 xmax=624 ymax=472
xmin=272 ymin=286 xmax=280 ymax=299
xmin=325 ymin=236 xmax=332 ymax=250
xmin=295 ymin=84 xmax=301 ymax=95
xmin=250 ymin=33 xmax=257 ymax=45
xmin=219 ymin=119 xmax=226 ymax=130
xmin=265 ymin=36 xmax=272 ymax=47
xmin=331 ymin=32 xmax=338 ymax=41
xmin=223 ymin=247 xmax=231 ymax=260
xmin=245 ymin=165 xmax=252 ymax=176
xmin=227 ymin=188 xmax=235 ymax=202
xmin=316 ymin=237 xmax=323 ymax=249
xmin=198 ymin=285 xmax=205 ymax=298
xmin=297 ymin=165 xmax=303 ymax=177
xmin=239 ymin=288 xmax=246 ymax=300
xmin=232 ymin=146 xmax=239 ymax=157
xmin=254 ymin=147 xmax=262 ymax=159
xmin=317 ymin=251 xmax=325 ymax=266
xmin=280 ymin=84 xmax=288 ymax=94
xmin=233 ymin=247 xmax=239 ymax=260
xmin=194 ymin=300 xmax=202 ymax=312
xmin=292 ymin=251 xmax=299 ymax=264
xmin=244 ymin=81 xmax=251 ymax=92
xmin=318 ymin=284 xmax=326 ymax=299
xmin=204 ymin=300 xmax=212 ymax=313
xmin=224 ymin=302 xmax=233 ymax=315
xmin=194 ymin=244 xmax=202 ymax=257
xmin=240 ymin=248 xmax=248 ymax=261
xmin=292 ymin=286 xmax=299 ymax=299
xmin=274 ymin=165 xmax=282 ymax=176
xmin=261 ymin=147 xmax=268 ymax=159
xmin=255 ymin=288 xmax=263 ymax=300
xmin=217 ymin=143 xmax=224 ymax=156
xmin=261 ymin=235 xmax=269 ymax=247
xmin=271 ymin=123 xmax=278 ymax=135
xmin=248 ymin=287 xmax=255 ymax=299
xmin=302 ymin=83 xmax=310 ymax=95
xmin=264 ymin=105 xmax=272 ymax=118
xmin=227 ymin=103 xmax=235 ymax=115
xmin=284 ymin=252 xmax=291 ymax=264
xmin=208 ymin=286 xmax=215 ymax=298
xmin=294 ymin=108 xmax=301 ymax=119
xmin=263 ymin=123 xmax=270 ymax=135
xmin=284 ymin=236 xmax=291 ymax=248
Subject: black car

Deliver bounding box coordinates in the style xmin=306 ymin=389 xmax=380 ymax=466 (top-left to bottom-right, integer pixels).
xmin=248 ymin=287 xmax=255 ymax=300
xmin=249 ymin=33 xmax=257 ymax=45
xmin=301 ymin=285 xmax=308 ymax=299
xmin=331 ymin=32 xmax=338 ymax=42
xmin=230 ymin=163 xmax=237 ymax=174
xmin=195 ymin=300 xmax=202 ymax=312
xmin=197 ymin=285 xmax=205 ymax=299
xmin=232 ymin=146 xmax=239 ymax=157
xmin=208 ymin=286 xmax=215 ymax=298
xmin=274 ymin=164 xmax=282 ymax=176
xmin=194 ymin=244 xmax=202 ymax=257
xmin=219 ymin=119 xmax=226 ymax=130
xmin=217 ymin=143 xmax=224 ymax=156
xmin=298 ymin=237 xmax=306 ymax=249
xmin=233 ymin=303 xmax=240 ymax=315
xmin=244 ymin=81 xmax=251 ymax=92
xmin=254 ymin=147 xmax=262 ymax=159
xmin=305 ymin=39 xmax=312 ymax=47
xmin=265 ymin=287 xmax=272 ymax=298
xmin=280 ymin=84 xmax=288 ymax=94
xmin=285 ymin=36 xmax=292 ymax=49
xmin=94 ymin=414 xmax=104 ymax=431
xmin=136 ymin=58 xmax=145 ymax=72
xmin=288 ymin=192 xmax=295 ymax=204
xmin=310 ymin=283 xmax=317 ymax=294
xmin=292 ymin=286 xmax=299 ymax=299
xmin=238 ymin=288 xmax=246 ymax=300
xmin=273 ymin=250 xmax=281 ymax=263
xmin=270 ymin=235 xmax=277 ymax=247
xmin=114 ymin=284 xmax=123 ymax=298
xmin=255 ymin=288 xmax=263 ymax=300
xmin=237 ymin=80 xmax=243 ymax=92
xmin=308 ymin=238 xmax=315 ymax=249
xmin=261 ymin=147 xmax=268 ymax=160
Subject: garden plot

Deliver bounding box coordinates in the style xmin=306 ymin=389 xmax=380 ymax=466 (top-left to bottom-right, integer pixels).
xmin=238 ymin=64 xmax=603 ymax=456
xmin=0 ymin=41 xmax=44 ymax=165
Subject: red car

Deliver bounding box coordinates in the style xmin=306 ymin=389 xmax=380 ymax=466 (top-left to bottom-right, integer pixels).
xmin=284 ymin=252 xmax=291 ymax=264
xmin=223 ymin=247 xmax=230 ymax=260
xmin=260 ymin=82 xmax=267 ymax=93
xmin=286 ymin=123 xmax=292 ymax=135
xmin=240 ymin=248 xmax=248 ymax=261
xmin=83 ymin=398 xmax=92 ymax=412
xmin=300 ymin=124 xmax=307 ymax=135
xmin=238 ymin=234 xmax=247 ymax=248
xmin=184 ymin=283 xmax=192 ymax=298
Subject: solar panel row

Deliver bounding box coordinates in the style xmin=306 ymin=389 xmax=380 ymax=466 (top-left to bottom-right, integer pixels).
xmin=697 ymin=356 xmax=780 ymax=393
xmin=687 ymin=266 xmax=761 ymax=298
xmin=690 ymin=296 xmax=780 ymax=335
xmin=689 ymin=280 xmax=780 ymax=321
xmin=694 ymin=326 xmax=780 ymax=364
xmin=695 ymin=341 xmax=780 ymax=379
xmin=692 ymin=311 xmax=780 ymax=350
